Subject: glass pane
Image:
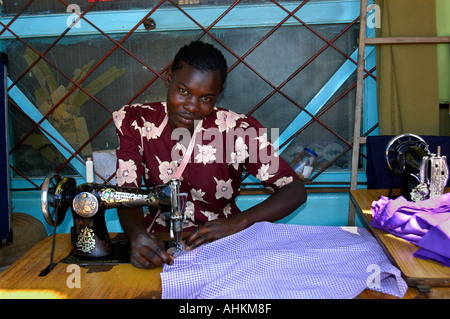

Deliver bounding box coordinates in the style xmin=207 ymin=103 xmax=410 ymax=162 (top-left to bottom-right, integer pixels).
xmin=9 ymin=104 xmax=77 ymax=177
xmin=282 ymin=73 xmax=357 ymax=173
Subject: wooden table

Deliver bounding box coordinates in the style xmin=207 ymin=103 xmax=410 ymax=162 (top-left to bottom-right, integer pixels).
xmin=350 ymin=189 xmax=450 ymax=298
xmin=0 ymin=224 xmax=427 ymax=299
xmin=0 ymin=233 xmax=163 ymax=299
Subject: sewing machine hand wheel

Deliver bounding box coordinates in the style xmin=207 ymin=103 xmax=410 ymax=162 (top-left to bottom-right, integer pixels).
xmin=41 ymin=173 xmax=75 ymax=226
xmin=385 ymin=133 xmax=428 ymax=175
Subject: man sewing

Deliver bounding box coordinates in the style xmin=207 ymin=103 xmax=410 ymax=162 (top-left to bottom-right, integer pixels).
xmin=114 ymin=41 xmax=307 ymax=269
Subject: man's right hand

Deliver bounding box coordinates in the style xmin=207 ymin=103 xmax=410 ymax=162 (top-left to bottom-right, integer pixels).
xmin=130 ymin=233 xmax=174 ymax=269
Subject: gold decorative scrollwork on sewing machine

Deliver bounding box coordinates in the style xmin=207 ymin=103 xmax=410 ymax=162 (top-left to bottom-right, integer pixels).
xmin=40 ymin=173 xmax=187 ymax=259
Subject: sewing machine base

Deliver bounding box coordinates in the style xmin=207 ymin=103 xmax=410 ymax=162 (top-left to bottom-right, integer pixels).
xmin=62 ymin=241 xmax=131 ymax=265
xmin=62 ymin=234 xmax=178 ymax=266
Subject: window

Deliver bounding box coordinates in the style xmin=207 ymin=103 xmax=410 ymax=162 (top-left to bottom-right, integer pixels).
xmin=2 ymin=0 xmax=377 ymax=189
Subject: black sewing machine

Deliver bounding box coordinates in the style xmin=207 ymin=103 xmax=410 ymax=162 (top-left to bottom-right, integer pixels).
xmin=385 ymin=133 xmax=449 ymax=201
xmin=40 ymin=174 xmax=187 ymax=260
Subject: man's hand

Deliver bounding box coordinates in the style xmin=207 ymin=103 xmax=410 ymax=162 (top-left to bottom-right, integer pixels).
xmin=130 ymin=233 xmax=174 ymax=269
xmin=184 ymin=179 xmax=307 ymax=252
xmin=184 ymin=215 xmax=248 ymax=251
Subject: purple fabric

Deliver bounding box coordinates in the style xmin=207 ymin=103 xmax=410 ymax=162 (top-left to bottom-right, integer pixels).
xmin=161 ymin=222 xmax=408 ymax=299
xmin=371 ymin=193 xmax=450 ymax=266
xmin=414 ymin=217 xmax=450 ymax=266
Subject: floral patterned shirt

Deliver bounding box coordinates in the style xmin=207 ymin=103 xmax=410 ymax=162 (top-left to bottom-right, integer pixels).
xmin=113 ymin=102 xmax=298 ymax=232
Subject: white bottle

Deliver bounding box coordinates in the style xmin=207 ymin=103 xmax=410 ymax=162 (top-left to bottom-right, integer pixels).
xmin=291 ymin=148 xmax=318 ymax=181
xmin=86 ymin=157 xmax=94 ymax=183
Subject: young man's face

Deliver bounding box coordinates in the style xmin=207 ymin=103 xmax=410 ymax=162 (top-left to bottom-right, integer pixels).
xmin=165 ymin=63 xmax=223 ymax=131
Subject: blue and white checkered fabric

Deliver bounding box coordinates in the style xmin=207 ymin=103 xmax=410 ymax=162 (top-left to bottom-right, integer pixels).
xmin=161 ymin=222 xmax=407 ymax=299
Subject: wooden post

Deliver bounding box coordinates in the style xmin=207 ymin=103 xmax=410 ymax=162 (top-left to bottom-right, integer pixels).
xmin=348 ymin=0 xmax=368 ymax=226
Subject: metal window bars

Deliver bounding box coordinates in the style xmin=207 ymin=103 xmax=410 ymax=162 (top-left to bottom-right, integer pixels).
xmin=2 ymin=0 xmax=378 ymax=190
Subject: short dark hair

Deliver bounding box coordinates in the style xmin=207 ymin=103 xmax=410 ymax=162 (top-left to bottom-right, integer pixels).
xmin=171 ymin=41 xmax=228 ymax=86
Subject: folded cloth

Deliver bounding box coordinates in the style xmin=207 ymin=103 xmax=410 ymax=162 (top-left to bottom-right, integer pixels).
xmin=413 ymin=217 xmax=450 ymax=266
xmin=371 ymin=194 xmax=450 ymax=266
xmin=161 ymin=222 xmax=407 ymax=299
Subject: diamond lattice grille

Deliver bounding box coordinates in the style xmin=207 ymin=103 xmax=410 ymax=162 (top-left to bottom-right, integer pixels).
xmin=1 ymin=0 xmax=377 ymax=189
